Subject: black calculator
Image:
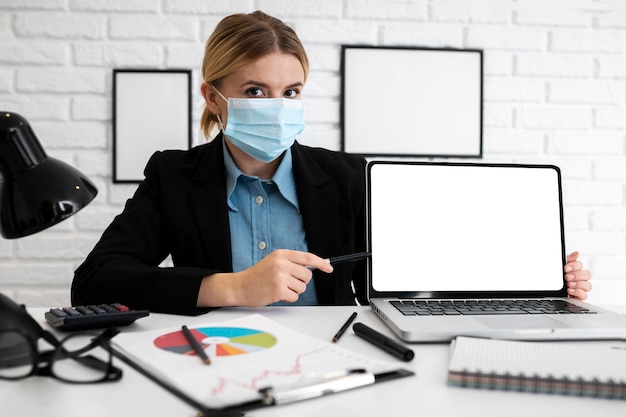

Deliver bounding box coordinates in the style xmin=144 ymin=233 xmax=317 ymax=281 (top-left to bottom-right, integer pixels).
xmin=45 ymin=303 xmax=149 ymax=331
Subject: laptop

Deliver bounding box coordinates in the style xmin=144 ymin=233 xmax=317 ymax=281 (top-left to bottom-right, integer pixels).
xmin=367 ymin=161 xmax=626 ymax=343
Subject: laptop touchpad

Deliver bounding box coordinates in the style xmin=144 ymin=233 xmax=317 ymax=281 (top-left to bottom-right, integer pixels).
xmin=477 ymin=315 xmax=570 ymax=329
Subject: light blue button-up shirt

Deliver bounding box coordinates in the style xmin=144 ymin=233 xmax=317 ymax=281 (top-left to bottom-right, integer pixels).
xmin=223 ymin=144 xmax=318 ymax=305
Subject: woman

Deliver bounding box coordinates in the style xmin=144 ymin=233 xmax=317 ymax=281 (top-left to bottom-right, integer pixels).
xmin=71 ymin=11 xmax=591 ymax=315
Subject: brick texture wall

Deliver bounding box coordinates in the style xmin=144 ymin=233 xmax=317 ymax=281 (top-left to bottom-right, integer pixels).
xmin=1 ymin=0 xmax=625 ymax=307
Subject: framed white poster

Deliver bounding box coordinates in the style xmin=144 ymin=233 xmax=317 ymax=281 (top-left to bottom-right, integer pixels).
xmin=341 ymin=46 xmax=483 ymax=158
xmin=113 ymin=69 xmax=192 ymax=183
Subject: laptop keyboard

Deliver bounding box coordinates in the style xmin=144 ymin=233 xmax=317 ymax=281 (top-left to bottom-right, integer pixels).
xmin=390 ymin=299 xmax=597 ymax=316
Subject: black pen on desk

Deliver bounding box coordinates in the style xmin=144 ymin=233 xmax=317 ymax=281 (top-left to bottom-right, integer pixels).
xmin=352 ymin=322 xmax=414 ymax=362
xmin=332 ymin=312 xmax=358 ymax=343
xmin=181 ymin=325 xmax=211 ymax=365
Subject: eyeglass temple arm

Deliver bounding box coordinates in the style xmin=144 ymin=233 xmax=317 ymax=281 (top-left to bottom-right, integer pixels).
xmin=90 ymin=327 xmax=120 ymax=349
xmin=61 ymin=327 xmax=123 ymax=381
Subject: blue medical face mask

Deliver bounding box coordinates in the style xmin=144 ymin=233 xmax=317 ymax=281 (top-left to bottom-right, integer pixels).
xmin=213 ymin=87 xmax=305 ymax=163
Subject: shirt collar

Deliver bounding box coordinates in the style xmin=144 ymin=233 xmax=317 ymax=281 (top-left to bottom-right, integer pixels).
xmin=223 ymin=143 xmax=300 ymax=212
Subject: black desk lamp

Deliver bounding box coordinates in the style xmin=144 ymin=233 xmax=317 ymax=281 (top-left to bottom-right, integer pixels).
xmin=0 ymin=111 xmax=97 ymax=238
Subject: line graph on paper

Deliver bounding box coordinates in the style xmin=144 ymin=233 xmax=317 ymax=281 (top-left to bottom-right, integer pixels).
xmin=112 ymin=314 xmax=401 ymax=408
xmin=177 ymin=330 xmax=388 ymax=408
xmin=207 ymin=346 xmax=326 ymax=397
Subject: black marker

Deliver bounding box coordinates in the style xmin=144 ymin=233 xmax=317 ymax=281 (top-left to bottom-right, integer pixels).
xmin=352 ymin=322 xmax=414 ymax=362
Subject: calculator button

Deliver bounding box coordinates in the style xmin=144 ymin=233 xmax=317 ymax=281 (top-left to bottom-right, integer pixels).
xmin=76 ymin=306 xmax=95 ymax=315
xmin=49 ymin=308 xmax=68 ymax=318
xmin=63 ymin=307 xmax=81 ymax=316
xmin=89 ymin=305 xmax=107 ymax=314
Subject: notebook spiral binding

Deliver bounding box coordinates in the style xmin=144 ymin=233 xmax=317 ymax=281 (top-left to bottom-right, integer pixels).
xmin=451 ymin=368 xmax=626 ymax=400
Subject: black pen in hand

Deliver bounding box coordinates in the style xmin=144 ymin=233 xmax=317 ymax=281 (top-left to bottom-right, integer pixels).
xmin=308 ymin=252 xmax=371 ymax=271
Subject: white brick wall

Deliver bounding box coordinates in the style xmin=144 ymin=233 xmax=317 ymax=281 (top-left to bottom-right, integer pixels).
xmin=1 ymin=0 xmax=625 ymax=308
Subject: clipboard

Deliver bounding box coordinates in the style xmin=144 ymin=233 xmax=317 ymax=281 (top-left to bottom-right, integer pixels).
xmin=105 ymin=314 xmax=414 ymax=416
xmin=110 ymin=346 xmax=413 ymax=416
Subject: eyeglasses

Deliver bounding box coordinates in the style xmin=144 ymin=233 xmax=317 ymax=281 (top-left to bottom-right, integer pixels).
xmin=0 ymin=327 xmax=122 ymax=383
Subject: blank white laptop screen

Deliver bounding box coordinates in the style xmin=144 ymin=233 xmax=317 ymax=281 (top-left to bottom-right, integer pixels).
xmin=368 ymin=162 xmax=565 ymax=294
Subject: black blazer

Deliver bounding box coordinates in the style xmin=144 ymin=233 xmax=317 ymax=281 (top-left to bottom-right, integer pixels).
xmin=72 ymin=136 xmax=368 ymax=315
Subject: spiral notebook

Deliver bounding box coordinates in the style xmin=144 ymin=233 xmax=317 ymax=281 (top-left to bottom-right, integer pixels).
xmin=447 ymin=336 xmax=626 ymax=399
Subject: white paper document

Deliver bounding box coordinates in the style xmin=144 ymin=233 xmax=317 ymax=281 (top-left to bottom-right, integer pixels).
xmin=112 ymin=314 xmax=403 ymax=408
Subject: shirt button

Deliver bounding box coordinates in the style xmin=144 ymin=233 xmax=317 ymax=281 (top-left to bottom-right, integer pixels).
xmin=258 ymin=241 xmax=267 ymax=250
xmin=255 ymin=196 xmax=264 ymax=205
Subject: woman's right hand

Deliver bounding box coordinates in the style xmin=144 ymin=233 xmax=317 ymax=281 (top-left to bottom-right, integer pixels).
xmin=197 ymin=249 xmax=333 ymax=307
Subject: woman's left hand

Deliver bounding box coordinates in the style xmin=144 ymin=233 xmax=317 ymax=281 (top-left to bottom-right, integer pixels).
xmin=565 ymin=251 xmax=592 ymax=300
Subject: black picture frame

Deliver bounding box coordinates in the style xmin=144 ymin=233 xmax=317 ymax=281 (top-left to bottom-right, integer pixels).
xmin=112 ymin=69 xmax=192 ymax=183
xmin=340 ymin=45 xmax=483 ymax=158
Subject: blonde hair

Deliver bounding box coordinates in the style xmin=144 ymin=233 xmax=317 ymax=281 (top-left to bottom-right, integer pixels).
xmin=200 ymin=11 xmax=309 ymax=139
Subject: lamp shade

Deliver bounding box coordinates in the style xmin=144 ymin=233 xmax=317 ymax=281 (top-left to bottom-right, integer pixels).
xmin=0 ymin=112 xmax=98 ymax=238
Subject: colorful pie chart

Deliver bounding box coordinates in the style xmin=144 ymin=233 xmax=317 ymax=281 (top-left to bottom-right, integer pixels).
xmin=153 ymin=327 xmax=277 ymax=357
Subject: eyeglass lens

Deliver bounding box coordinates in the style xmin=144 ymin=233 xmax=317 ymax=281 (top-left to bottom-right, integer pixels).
xmin=0 ymin=330 xmax=115 ymax=383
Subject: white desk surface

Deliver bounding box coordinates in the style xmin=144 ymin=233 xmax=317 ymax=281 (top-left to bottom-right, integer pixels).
xmin=3 ymin=305 xmax=626 ymax=417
